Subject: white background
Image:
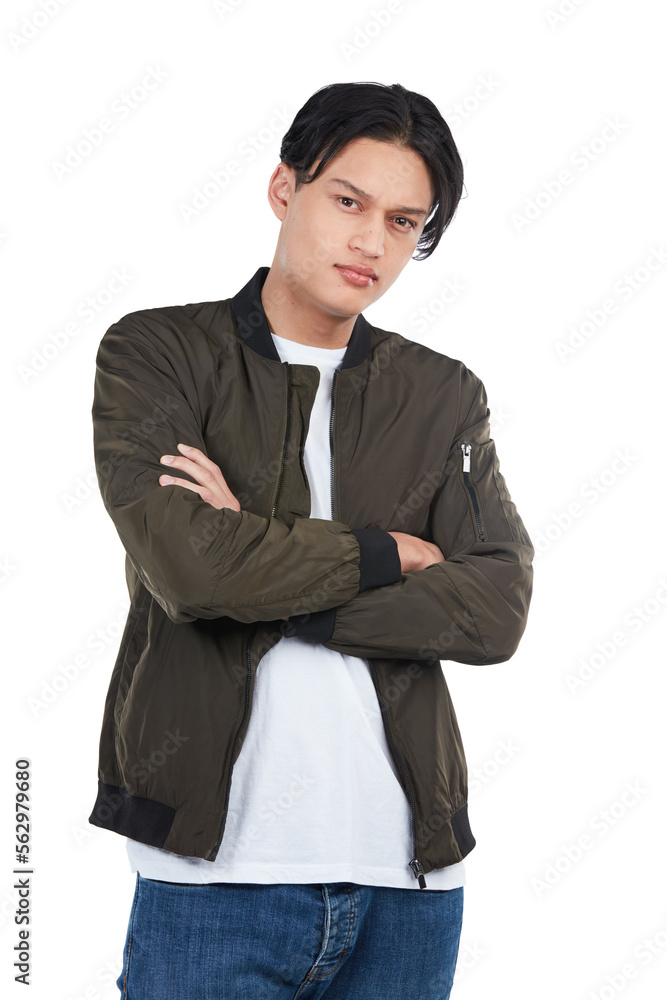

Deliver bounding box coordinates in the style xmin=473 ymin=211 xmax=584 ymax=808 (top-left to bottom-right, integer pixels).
xmin=2 ymin=1 xmax=666 ymax=997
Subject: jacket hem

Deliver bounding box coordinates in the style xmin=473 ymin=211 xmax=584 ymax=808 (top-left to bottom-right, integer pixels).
xmin=450 ymin=801 xmax=476 ymax=859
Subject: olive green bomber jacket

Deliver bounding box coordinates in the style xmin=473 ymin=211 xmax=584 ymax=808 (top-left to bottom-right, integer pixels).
xmin=88 ymin=264 xmax=534 ymax=887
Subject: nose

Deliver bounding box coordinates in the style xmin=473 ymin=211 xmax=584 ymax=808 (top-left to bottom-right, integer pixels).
xmin=351 ymin=212 xmax=385 ymax=258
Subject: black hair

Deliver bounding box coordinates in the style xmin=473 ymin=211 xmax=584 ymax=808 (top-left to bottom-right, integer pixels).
xmin=279 ymin=81 xmax=465 ymax=261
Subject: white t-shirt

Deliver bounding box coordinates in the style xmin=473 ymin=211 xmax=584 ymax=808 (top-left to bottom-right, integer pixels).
xmin=126 ymin=331 xmax=466 ymax=890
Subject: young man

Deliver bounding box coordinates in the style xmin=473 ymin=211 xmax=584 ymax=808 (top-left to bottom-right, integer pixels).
xmin=90 ymin=81 xmax=534 ymax=998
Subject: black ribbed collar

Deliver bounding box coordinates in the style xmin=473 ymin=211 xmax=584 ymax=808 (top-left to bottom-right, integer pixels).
xmin=231 ymin=265 xmax=372 ymax=370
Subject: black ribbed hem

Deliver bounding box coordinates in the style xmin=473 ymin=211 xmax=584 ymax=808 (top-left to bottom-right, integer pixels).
xmin=450 ymin=802 xmax=476 ymax=858
xmin=88 ymin=780 xmax=175 ymax=847
xmin=350 ymin=527 xmax=401 ymax=592
xmin=288 ymin=606 xmax=337 ymax=644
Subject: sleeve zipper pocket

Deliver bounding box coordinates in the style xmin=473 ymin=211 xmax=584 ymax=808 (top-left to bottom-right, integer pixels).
xmin=461 ymin=443 xmax=487 ymax=541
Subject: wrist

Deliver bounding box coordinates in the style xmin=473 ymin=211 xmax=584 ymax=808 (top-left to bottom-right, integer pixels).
xmin=350 ymin=527 xmax=401 ymax=591
xmin=287 ymin=607 xmax=337 ymax=644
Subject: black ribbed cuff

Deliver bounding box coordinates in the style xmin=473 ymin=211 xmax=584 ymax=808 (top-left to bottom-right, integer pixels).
xmin=350 ymin=527 xmax=401 ymax=592
xmin=288 ymin=607 xmax=337 ymax=644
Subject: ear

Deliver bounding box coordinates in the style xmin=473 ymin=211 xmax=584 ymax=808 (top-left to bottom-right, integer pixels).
xmin=267 ymin=162 xmax=295 ymax=222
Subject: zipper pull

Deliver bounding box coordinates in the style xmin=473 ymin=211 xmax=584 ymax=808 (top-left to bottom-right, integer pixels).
xmin=461 ymin=442 xmax=471 ymax=473
xmin=409 ymin=857 xmax=428 ymax=889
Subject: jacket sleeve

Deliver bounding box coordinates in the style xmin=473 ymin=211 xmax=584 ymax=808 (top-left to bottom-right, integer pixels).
xmin=92 ymin=315 xmax=401 ymax=625
xmin=287 ymin=372 xmax=534 ymax=664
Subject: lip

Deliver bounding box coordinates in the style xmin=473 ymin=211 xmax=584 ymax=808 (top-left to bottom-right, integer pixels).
xmin=334 ymin=264 xmax=377 ymax=287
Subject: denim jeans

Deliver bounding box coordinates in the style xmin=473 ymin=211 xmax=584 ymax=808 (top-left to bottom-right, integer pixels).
xmin=116 ymin=873 xmax=464 ymax=999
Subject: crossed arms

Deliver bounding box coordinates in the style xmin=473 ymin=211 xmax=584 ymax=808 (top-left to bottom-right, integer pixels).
xmin=93 ymin=318 xmax=534 ymax=665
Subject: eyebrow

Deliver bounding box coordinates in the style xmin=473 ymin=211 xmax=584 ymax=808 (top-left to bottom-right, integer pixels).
xmin=325 ymin=176 xmax=429 ymax=217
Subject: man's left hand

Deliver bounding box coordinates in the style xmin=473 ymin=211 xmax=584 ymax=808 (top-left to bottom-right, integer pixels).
xmin=158 ymin=442 xmax=241 ymax=511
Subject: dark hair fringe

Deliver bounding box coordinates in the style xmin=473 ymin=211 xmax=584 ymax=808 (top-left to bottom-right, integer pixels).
xmin=279 ymin=81 xmax=466 ymax=261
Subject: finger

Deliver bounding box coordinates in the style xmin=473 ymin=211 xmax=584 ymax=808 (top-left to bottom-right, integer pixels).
xmin=158 ymin=474 xmax=205 ymax=495
xmin=175 ymin=443 xmax=239 ymax=508
xmin=160 ymin=450 xmax=228 ymax=502
xmin=176 ymin=442 xmax=224 ymax=479
xmin=158 ymin=474 xmax=233 ymax=510
xmin=160 ymin=453 xmax=215 ymax=486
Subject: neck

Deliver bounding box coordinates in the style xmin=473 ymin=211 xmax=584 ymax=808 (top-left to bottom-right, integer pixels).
xmin=260 ymin=266 xmax=355 ymax=349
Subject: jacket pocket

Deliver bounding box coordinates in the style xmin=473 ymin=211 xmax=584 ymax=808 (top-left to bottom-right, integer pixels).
xmin=460 ymin=442 xmax=487 ymax=541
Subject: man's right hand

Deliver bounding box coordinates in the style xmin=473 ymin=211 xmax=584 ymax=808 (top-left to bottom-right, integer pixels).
xmin=387 ymin=531 xmax=446 ymax=574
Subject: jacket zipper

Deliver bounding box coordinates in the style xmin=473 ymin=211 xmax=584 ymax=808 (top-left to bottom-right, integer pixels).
xmin=205 ymin=623 xmax=257 ymax=861
xmin=461 ymin=443 xmax=487 ymax=541
xmin=367 ymin=657 xmax=427 ymax=889
xmin=328 ymin=367 xmax=339 ymax=515
xmin=330 ymin=366 xmax=427 ymax=889
xmin=271 ymin=362 xmax=292 ymax=518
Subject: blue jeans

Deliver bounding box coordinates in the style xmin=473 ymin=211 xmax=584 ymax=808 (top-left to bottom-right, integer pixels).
xmin=117 ymin=873 xmax=464 ymax=999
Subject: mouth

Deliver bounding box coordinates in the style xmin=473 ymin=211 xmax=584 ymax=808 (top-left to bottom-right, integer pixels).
xmin=334 ymin=264 xmax=377 ymax=287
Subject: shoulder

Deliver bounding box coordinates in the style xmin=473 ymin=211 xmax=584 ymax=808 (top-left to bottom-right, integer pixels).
xmin=95 ymin=297 xmax=235 ymax=364
xmin=366 ymin=320 xmax=485 ymax=403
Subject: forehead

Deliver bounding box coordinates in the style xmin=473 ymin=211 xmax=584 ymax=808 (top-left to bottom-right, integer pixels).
xmin=315 ymin=137 xmax=433 ymax=207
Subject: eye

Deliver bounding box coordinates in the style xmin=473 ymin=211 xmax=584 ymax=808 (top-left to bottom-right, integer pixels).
xmin=336 ymin=197 xmax=417 ymax=231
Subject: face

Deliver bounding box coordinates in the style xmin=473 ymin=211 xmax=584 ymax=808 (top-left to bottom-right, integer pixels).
xmin=266 ymin=136 xmax=434 ymax=318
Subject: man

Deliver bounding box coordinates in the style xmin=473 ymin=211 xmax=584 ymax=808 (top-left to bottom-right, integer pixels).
xmin=90 ymin=81 xmax=534 ymax=998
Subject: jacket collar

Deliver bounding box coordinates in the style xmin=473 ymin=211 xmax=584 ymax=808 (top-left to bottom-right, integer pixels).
xmin=231 ymin=265 xmax=371 ymax=370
